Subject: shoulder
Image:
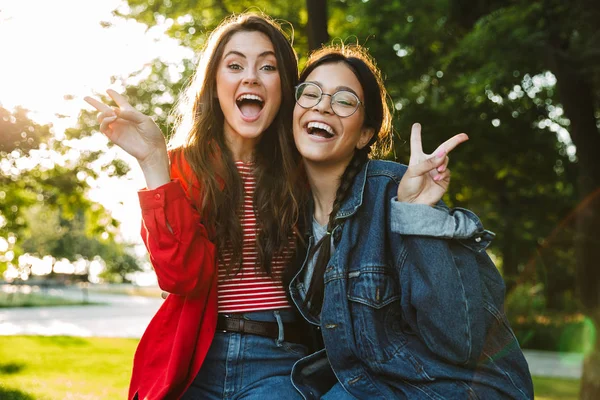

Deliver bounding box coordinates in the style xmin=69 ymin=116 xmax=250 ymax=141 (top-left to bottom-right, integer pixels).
xmin=365 ymin=160 xmax=408 ymax=183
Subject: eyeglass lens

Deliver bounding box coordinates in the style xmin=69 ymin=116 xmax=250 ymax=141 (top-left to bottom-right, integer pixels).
xmin=295 ymin=83 xmax=359 ymax=117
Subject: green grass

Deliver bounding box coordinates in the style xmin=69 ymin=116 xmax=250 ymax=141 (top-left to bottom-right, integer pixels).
xmin=0 ymin=292 xmax=97 ymax=308
xmin=0 ymin=336 xmax=138 ymax=400
xmin=0 ymin=336 xmax=582 ymax=399
xmin=533 ymin=376 xmax=580 ymax=399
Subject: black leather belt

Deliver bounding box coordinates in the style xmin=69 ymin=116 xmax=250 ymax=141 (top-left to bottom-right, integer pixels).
xmin=216 ymin=314 xmax=307 ymax=345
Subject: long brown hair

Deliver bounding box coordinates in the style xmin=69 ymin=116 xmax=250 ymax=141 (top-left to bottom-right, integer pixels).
xmin=169 ymin=13 xmax=305 ymax=276
xmin=300 ymin=45 xmax=393 ymax=314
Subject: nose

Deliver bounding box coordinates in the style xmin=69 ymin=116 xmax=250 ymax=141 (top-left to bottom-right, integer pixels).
xmin=243 ymin=69 xmax=259 ymax=86
xmin=313 ymin=93 xmax=333 ymax=114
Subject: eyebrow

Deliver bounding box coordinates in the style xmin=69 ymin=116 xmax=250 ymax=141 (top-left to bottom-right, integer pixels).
xmin=223 ymin=50 xmax=276 ymax=59
xmin=306 ymin=81 xmax=360 ymax=96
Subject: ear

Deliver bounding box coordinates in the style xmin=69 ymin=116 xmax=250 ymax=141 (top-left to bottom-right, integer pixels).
xmin=356 ymin=127 xmax=375 ymax=150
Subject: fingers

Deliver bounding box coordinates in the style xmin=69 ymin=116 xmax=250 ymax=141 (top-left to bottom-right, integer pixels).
xmin=433 ymin=168 xmax=451 ymax=183
xmin=84 ymin=96 xmax=112 ymax=113
xmin=104 ymin=90 xmax=147 ymax=123
xmin=433 ymin=133 xmax=469 ymax=156
xmin=115 ymin=108 xmax=148 ymax=124
xmin=99 ymin=114 xmax=117 ymax=133
xmin=408 ymin=123 xmax=424 ymax=164
xmin=96 ymin=109 xmax=117 ymax=124
xmin=437 ymin=155 xmax=449 ymax=173
xmin=407 ymin=148 xmax=446 ymax=177
xmin=107 ymin=89 xmax=133 ymax=109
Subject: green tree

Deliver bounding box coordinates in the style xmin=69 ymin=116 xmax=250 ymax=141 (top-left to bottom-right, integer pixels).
xmin=0 ymin=106 xmax=141 ymax=282
xmin=442 ymin=1 xmax=600 ymax=396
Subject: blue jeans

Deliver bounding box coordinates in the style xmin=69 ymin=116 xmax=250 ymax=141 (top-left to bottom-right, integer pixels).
xmin=181 ymin=309 xmax=308 ymax=399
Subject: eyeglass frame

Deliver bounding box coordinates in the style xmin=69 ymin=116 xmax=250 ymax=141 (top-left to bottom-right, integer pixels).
xmin=294 ymin=82 xmax=364 ymax=118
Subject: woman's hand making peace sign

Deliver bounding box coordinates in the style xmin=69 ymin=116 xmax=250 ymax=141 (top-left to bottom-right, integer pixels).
xmin=397 ymin=123 xmax=469 ymax=206
xmin=84 ymin=90 xmax=170 ymax=189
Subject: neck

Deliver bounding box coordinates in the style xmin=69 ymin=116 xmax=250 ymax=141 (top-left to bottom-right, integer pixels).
xmin=224 ymin=131 xmax=258 ymax=163
xmin=303 ymin=160 xmax=349 ymax=226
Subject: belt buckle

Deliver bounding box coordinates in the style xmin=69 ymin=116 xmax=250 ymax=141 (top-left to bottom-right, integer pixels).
xmin=220 ymin=314 xmax=246 ymax=334
xmin=220 ymin=314 xmax=231 ymax=333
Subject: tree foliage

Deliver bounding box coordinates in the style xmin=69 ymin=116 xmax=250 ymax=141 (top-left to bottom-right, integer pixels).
xmin=0 ymin=106 xmax=141 ymax=282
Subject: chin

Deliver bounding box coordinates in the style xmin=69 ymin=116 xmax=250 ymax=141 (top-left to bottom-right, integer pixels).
xmin=300 ymin=151 xmax=327 ymax=164
xmin=235 ymin=124 xmax=266 ymax=138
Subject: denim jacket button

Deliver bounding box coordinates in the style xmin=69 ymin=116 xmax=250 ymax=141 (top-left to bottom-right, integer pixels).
xmin=475 ymin=237 xmax=482 ymax=243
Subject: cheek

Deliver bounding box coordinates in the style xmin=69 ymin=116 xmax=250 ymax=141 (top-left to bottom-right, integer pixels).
xmin=215 ymin=76 xmax=228 ymax=100
xmin=346 ymin=116 xmax=365 ymax=137
xmin=270 ymin=78 xmax=283 ymax=107
xmin=292 ymin=106 xmax=303 ymax=129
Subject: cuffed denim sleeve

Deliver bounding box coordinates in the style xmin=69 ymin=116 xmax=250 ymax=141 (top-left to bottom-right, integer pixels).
xmin=391 ymin=199 xmax=495 ymax=247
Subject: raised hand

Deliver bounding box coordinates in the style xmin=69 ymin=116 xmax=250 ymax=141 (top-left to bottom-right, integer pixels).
xmin=84 ymin=90 xmax=171 ymax=189
xmin=397 ymin=123 xmax=468 ymax=206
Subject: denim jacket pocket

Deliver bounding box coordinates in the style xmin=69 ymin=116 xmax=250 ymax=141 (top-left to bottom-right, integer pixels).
xmin=347 ymin=268 xmax=406 ymax=363
xmin=348 ymin=267 xmax=400 ymax=308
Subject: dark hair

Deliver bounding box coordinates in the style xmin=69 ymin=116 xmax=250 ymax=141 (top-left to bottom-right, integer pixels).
xmin=300 ymin=45 xmax=393 ymax=314
xmin=169 ymin=13 xmax=305 ymax=276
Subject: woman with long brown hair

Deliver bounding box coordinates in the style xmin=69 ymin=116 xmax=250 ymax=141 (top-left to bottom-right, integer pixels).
xmin=86 ymin=13 xmax=309 ymax=400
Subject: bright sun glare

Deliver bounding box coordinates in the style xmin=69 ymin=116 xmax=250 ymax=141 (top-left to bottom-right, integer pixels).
xmin=0 ymin=0 xmax=190 ymax=132
xmin=0 ymin=0 xmax=192 ymax=283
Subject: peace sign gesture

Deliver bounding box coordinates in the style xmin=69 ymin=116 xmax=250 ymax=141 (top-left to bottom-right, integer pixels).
xmin=84 ymin=90 xmax=170 ymax=189
xmin=397 ymin=123 xmax=469 ymax=206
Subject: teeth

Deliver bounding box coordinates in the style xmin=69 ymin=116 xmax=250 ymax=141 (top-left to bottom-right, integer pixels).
xmin=237 ymin=94 xmax=264 ymax=102
xmin=307 ymin=122 xmax=334 ymax=135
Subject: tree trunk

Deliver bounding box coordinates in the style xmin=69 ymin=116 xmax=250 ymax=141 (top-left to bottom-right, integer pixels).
xmin=306 ymin=0 xmax=329 ymax=51
xmin=551 ymin=49 xmax=600 ymax=400
xmin=580 ymin=312 xmax=600 ymax=399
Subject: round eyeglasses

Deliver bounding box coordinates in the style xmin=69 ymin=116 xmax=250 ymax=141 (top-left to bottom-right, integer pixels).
xmin=294 ymin=82 xmax=363 ymax=118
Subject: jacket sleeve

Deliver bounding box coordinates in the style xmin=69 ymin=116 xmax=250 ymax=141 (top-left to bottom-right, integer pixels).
xmin=392 ymin=203 xmax=496 ymax=366
xmin=390 ymin=199 xmax=495 ymax=240
xmin=138 ymin=173 xmax=216 ymax=297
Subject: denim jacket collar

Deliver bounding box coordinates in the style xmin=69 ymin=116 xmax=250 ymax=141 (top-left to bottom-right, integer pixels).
xmin=335 ymin=159 xmax=370 ymax=220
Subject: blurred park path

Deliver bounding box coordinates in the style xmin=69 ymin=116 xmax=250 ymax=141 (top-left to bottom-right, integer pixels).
xmin=0 ymin=287 xmax=584 ymax=380
xmin=0 ymin=286 xmax=162 ymax=338
xmin=523 ymin=349 xmax=583 ymax=379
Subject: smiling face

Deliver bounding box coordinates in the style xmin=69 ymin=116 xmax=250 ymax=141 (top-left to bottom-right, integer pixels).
xmin=216 ymin=30 xmax=282 ymax=158
xmin=293 ymin=62 xmax=374 ymax=169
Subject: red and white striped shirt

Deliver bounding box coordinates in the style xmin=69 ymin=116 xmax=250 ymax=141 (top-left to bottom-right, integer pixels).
xmin=217 ymin=162 xmax=293 ymax=313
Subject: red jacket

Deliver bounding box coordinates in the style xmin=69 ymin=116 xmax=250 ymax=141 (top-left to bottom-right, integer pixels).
xmin=129 ymin=154 xmax=218 ymax=400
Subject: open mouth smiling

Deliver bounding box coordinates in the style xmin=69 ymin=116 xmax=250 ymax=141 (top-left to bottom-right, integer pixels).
xmin=236 ymin=93 xmax=264 ymax=120
xmin=306 ymin=121 xmax=335 ymax=139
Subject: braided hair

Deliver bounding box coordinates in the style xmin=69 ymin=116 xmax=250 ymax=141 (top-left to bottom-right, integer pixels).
xmin=299 ymin=45 xmax=393 ymax=315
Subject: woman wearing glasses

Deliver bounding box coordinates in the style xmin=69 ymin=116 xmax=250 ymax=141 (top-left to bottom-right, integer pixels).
xmin=286 ymin=45 xmax=534 ymax=399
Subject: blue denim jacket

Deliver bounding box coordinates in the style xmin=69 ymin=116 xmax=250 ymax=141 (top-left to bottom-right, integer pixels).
xmin=289 ymin=160 xmax=534 ymax=399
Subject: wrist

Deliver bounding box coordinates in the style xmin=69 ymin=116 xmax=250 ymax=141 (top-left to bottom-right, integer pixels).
xmin=139 ymin=149 xmax=170 ymax=190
